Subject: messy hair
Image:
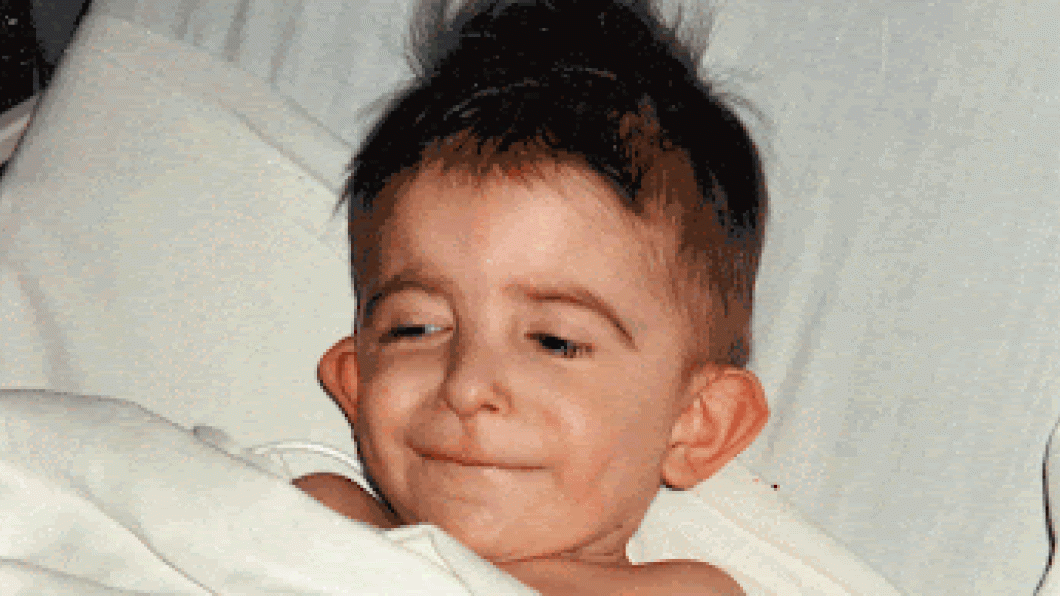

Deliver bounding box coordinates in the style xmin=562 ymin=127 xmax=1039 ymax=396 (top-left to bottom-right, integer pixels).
xmin=343 ymin=0 xmax=767 ymax=368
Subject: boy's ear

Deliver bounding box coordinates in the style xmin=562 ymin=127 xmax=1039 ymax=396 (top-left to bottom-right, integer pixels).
xmin=662 ymin=367 xmax=769 ymax=490
xmin=318 ymin=336 xmax=360 ymax=423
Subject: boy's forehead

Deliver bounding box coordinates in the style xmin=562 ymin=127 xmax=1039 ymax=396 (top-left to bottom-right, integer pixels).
xmin=380 ymin=159 xmax=653 ymax=235
xmin=364 ymin=164 xmax=688 ymax=326
xmin=375 ymin=162 xmax=657 ymax=268
xmin=360 ymin=161 xmax=687 ymax=292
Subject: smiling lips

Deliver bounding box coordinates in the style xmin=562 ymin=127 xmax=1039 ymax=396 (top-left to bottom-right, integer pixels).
xmin=413 ymin=446 xmax=543 ymax=471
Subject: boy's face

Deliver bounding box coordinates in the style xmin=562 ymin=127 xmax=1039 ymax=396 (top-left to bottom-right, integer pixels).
xmin=325 ymin=162 xmax=761 ymax=564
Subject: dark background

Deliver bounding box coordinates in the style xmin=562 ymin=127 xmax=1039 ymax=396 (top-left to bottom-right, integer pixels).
xmin=1 ymin=0 xmax=92 ymax=112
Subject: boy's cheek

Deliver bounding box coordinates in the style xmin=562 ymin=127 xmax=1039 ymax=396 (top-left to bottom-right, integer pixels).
xmin=359 ymin=356 xmax=446 ymax=408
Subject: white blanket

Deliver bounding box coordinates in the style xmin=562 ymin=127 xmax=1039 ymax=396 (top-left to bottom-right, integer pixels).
xmin=0 ymin=390 xmax=902 ymax=595
xmin=0 ymin=390 xmax=532 ymax=595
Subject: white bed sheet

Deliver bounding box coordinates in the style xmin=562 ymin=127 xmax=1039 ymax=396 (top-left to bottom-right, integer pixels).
xmin=3 ymin=1 xmax=1060 ymax=594
xmin=0 ymin=389 xmax=903 ymax=595
xmin=0 ymin=390 xmax=532 ymax=595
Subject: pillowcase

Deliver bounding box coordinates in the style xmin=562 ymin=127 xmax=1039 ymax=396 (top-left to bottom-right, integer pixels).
xmin=1 ymin=14 xmax=358 ymax=464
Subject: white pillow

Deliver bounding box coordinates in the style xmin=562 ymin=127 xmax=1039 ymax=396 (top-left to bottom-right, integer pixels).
xmin=1 ymin=13 xmax=357 ymax=460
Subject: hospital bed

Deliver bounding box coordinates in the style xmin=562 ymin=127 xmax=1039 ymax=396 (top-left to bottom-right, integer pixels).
xmin=1 ymin=1 xmax=1057 ymax=594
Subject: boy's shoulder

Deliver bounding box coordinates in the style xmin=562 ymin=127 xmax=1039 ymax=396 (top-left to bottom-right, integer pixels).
xmin=295 ymin=473 xmax=745 ymax=595
xmin=497 ymin=558 xmax=746 ymax=596
xmin=637 ymin=560 xmax=746 ymax=595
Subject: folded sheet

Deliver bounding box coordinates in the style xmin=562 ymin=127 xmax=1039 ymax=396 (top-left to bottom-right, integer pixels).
xmin=0 ymin=390 xmax=533 ymax=595
xmin=0 ymin=390 xmax=904 ymax=595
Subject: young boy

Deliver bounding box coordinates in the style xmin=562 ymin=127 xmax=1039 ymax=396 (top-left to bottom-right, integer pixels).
xmin=296 ymin=0 xmax=769 ymax=593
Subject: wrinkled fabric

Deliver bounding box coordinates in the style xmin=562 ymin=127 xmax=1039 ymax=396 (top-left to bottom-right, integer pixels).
xmin=0 ymin=390 xmax=903 ymax=595
xmin=0 ymin=390 xmax=532 ymax=595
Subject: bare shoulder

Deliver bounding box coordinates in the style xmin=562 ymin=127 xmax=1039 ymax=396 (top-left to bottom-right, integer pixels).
xmin=292 ymin=472 xmax=399 ymax=529
xmin=498 ymin=558 xmax=745 ymax=596
xmin=634 ymin=560 xmax=746 ymax=596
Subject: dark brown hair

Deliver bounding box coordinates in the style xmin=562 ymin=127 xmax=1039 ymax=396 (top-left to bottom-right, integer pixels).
xmin=343 ymin=0 xmax=767 ymax=367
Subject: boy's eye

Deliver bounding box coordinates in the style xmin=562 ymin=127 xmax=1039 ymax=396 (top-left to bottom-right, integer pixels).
xmin=383 ymin=324 xmax=446 ymax=342
xmin=529 ymin=333 xmax=594 ymax=359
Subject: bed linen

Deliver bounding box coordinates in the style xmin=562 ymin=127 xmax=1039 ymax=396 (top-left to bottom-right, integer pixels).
xmin=2 ymin=1 xmax=1059 ymax=594
xmin=0 ymin=390 xmax=532 ymax=595
xmin=0 ymin=389 xmax=902 ymax=595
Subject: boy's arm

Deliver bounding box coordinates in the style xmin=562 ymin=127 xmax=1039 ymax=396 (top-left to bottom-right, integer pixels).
xmin=293 ymin=473 xmax=400 ymax=529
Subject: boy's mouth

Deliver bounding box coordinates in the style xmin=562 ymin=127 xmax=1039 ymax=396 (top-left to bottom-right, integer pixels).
xmin=412 ymin=445 xmax=543 ymax=471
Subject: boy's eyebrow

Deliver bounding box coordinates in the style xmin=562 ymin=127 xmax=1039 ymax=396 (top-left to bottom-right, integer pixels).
xmin=507 ymin=282 xmax=636 ymax=350
xmin=363 ymin=269 xmax=448 ymax=320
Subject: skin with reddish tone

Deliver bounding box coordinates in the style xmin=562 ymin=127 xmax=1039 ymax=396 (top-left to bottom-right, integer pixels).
xmin=297 ymin=163 xmax=767 ymax=595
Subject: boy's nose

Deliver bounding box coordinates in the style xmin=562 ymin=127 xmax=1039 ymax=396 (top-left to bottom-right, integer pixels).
xmin=440 ymin=337 xmax=511 ymax=418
